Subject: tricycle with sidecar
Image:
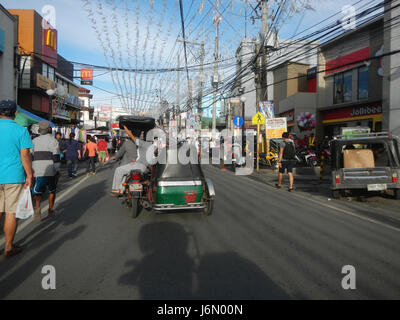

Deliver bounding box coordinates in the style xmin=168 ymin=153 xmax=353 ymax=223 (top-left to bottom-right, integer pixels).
xmin=116 ymin=116 xmax=215 ymax=218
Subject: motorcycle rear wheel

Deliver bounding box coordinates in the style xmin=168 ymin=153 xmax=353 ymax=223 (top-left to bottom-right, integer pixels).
xmin=130 ymin=198 xmax=142 ymax=219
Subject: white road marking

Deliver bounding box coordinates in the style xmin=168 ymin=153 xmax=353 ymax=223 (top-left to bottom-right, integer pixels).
xmin=289 ymin=191 xmax=400 ymax=233
xmin=242 ymin=170 xmax=400 ymax=233
xmin=0 ymin=175 xmax=90 ymax=248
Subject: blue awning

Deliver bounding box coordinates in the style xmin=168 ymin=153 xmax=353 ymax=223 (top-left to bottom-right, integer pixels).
xmin=15 ymin=106 xmax=55 ymax=128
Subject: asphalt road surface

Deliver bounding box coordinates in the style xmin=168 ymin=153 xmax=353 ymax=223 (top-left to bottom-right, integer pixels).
xmin=0 ymin=163 xmax=399 ymax=299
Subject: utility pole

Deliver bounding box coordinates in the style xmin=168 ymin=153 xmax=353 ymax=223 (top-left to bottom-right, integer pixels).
xmin=178 ymin=38 xmax=204 ymax=132
xmin=256 ymin=0 xmax=268 ymax=173
xmin=198 ymin=41 xmax=205 ymax=129
xmin=261 ymin=0 xmax=268 ymax=103
xmin=177 ymin=54 xmax=181 ymax=132
xmin=212 ymin=0 xmax=221 ymax=133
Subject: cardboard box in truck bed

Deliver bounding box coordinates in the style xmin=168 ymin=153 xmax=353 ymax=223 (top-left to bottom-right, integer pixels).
xmin=343 ymin=149 xmax=375 ymax=168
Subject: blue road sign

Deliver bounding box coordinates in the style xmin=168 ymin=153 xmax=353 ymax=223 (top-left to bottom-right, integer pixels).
xmin=233 ymin=116 xmax=244 ymax=128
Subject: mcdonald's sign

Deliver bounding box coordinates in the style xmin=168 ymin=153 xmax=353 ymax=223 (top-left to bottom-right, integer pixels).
xmin=45 ymin=30 xmax=57 ymax=51
xmin=81 ymin=69 xmax=93 ymax=85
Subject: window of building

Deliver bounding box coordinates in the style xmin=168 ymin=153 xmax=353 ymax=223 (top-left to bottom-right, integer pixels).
xmin=334 ymin=71 xmax=352 ymax=104
xmin=48 ymin=66 xmax=55 ymax=81
xmin=20 ymin=56 xmax=31 ymax=88
xmin=42 ymin=63 xmax=48 ymax=78
xmin=358 ymin=66 xmax=369 ymax=100
xmin=333 ymin=74 xmax=343 ymax=104
xmin=343 ymin=71 xmax=352 ymax=102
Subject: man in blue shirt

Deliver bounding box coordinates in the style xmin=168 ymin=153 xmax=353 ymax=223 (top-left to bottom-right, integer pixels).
xmin=0 ymin=100 xmax=34 ymax=258
xmin=63 ymin=132 xmax=81 ymax=177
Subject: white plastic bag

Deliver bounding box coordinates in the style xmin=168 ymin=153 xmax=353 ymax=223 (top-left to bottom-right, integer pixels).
xmin=16 ymin=188 xmax=34 ymax=219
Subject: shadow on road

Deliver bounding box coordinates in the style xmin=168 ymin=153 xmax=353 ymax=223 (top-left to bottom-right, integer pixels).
xmin=0 ymin=225 xmax=86 ymax=299
xmin=13 ymin=179 xmax=107 ymax=251
xmin=118 ymin=221 xmax=289 ymax=300
xmin=0 ymin=178 xmax=108 ymax=298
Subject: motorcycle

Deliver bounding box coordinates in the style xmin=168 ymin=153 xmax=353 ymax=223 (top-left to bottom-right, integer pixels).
xmin=295 ymin=147 xmax=319 ymax=167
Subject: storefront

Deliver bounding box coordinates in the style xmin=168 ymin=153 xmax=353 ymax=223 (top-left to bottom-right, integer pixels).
xmin=322 ymin=102 xmax=382 ymax=138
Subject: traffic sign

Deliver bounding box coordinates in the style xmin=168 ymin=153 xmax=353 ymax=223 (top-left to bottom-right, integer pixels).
xmin=252 ymin=112 xmax=265 ymax=125
xmin=233 ymin=116 xmax=244 ymax=128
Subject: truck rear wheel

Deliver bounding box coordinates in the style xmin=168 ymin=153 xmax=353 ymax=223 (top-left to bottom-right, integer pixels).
xmin=394 ymin=189 xmax=400 ymax=200
xmin=331 ymin=190 xmax=341 ymax=199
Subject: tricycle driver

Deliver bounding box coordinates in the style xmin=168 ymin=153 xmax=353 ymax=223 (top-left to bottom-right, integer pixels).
xmin=110 ymin=126 xmax=156 ymax=196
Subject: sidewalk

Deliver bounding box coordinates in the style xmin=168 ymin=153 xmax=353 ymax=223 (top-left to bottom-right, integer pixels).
xmin=249 ymin=167 xmax=332 ymax=197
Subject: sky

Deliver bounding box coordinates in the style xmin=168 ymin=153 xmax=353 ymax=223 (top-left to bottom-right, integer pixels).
xmin=1 ymin=0 xmax=383 ymax=116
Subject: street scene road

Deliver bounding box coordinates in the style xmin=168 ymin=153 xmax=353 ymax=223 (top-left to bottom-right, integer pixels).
xmin=1 ymin=0 xmax=400 ymax=302
xmin=1 ymin=162 xmax=399 ymax=300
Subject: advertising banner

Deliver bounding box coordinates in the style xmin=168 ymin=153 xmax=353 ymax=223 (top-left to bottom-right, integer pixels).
xmin=100 ymin=106 xmax=112 ymax=113
xmin=266 ymin=117 xmax=287 ymax=139
xmin=259 ymin=101 xmax=275 ymax=119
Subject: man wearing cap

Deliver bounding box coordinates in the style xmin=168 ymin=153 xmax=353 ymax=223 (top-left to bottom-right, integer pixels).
xmin=32 ymin=121 xmax=60 ymax=221
xmin=0 ymin=100 xmax=34 ymax=257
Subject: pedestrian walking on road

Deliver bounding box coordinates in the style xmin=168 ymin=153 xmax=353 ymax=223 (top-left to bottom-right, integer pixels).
xmin=276 ymin=132 xmax=296 ymax=192
xmin=32 ymin=121 xmax=60 ymax=221
xmin=84 ymin=137 xmax=98 ymax=176
xmin=97 ymin=138 xmax=109 ymax=167
xmin=54 ymin=132 xmax=63 ymax=185
xmin=0 ymin=100 xmax=34 ymax=257
xmin=64 ymin=132 xmax=81 ymax=178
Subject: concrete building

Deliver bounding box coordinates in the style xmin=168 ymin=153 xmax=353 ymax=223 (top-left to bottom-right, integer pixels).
xmin=231 ymin=37 xmax=318 ymax=130
xmin=316 ymin=16 xmax=384 ymax=138
xmin=8 ymin=9 xmax=82 ymax=125
xmin=382 ymin=0 xmax=400 ymax=136
xmin=78 ymin=87 xmax=94 ymax=129
xmin=273 ymin=62 xmax=318 ymax=137
xmin=0 ymin=4 xmax=18 ymax=101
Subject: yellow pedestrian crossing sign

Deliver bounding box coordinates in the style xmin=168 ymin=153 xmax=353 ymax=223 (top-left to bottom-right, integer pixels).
xmin=252 ymin=112 xmax=265 ymax=125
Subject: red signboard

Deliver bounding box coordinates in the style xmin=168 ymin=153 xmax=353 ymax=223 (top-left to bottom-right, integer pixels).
xmin=42 ymin=28 xmax=58 ymax=68
xmin=326 ymin=47 xmax=370 ymax=75
xmin=323 ymin=103 xmax=382 ymax=122
xmin=81 ymin=69 xmax=93 ymax=85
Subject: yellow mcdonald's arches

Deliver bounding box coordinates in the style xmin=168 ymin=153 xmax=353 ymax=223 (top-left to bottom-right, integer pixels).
xmin=81 ymin=69 xmax=93 ymax=80
xmin=46 ymin=30 xmax=56 ymax=50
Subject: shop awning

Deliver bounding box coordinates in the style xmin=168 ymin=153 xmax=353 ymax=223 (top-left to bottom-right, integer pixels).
xmin=15 ymin=106 xmax=55 ymax=128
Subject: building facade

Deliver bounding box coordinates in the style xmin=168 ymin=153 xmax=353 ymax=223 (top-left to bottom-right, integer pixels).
xmin=382 ymin=0 xmax=400 ymax=136
xmin=0 ymin=5 xmax=18 ymax=101
xmin=316 ymin=17 xmax=384 ymax=138
xmin=78 ymin=87 xmax=94 ymax=129
xmin=8 ymin=9 xmax=82 ymax=126
xmin=231 ymin=37 xmax=318 ymax=130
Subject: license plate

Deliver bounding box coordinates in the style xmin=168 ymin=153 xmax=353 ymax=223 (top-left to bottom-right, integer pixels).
xmin=184 ymin=191 xmax=197 ymax=203
xmin=129 ymin=184 xmax=143 ymax=192
xmin=367 ymin=184 xmax=387 ymax=191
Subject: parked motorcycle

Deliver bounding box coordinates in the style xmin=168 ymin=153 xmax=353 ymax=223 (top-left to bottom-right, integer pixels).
xmin=295 ymin=147 xmax=319 ymax=167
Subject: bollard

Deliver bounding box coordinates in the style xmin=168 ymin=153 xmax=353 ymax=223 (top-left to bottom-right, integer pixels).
xmin=320 ymin=154 xmax=325 ymax=181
